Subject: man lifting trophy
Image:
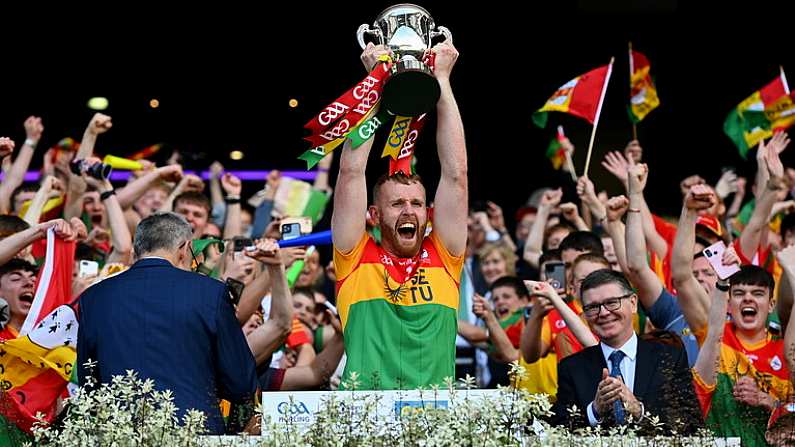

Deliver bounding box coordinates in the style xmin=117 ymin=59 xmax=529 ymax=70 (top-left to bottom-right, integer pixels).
xmin=329 ymin=4 xmax=469 ymax=390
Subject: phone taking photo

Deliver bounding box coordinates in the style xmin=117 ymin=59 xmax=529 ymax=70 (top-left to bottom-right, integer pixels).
xmin=544 ymin=261 xmax=566 ymax=294
xmin=225 ymin=278 xmax=245 ymax=307
xmin=79 ymin=260 xmax=99 ymax=278
xmin=702 ymin=241 xmax=740 ymax=280
xmin=281 ymin=222 xmax=302 ymax=240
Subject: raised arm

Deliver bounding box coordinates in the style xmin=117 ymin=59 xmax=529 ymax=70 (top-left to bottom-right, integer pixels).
xmin=250 ymin=170 xmax=280 ymax=239
xmin=603 ymin=196 xmax=630 ymax=275
xmin=86 ymin=176 xmax=132 ymax=264
xmin=22 ymin=176 xmax=63 ymax=226
xmin=221 ymin=173 xmax=243 ymax=239
xmin=331 ymin=45 xmax=391 ymax=253
xmin=523 ymin=188 xmax=562 ymax=267
xmin=332 ymin=138 xmax=372 ymax=253
xmin=75 ymin=113 xmax=112 ymax=160
xmin=559 ymin=203 xmax=589 ymax=231
xmin=602 ymin=149 xmax=667 ymax=258
xmin=693 ymin=276 xmax=731 ymax=387
xmin=625 ymin=164 xmax=664 ymax=310
xmin=430 ymin=41 xmax=467 ymax=257
xmin=208 ymin=162 xmax=225 ymax=210
xmin=159 ymin=174 xmax=205 ymax=212
xmin=519 ymin=286 xmax=555 ymax=363
xmin=671 ymin=185 xmax=715 ymax=334
xmin=243 ymin=240 xmax=293 ymax=364
xmin=0 ymin=118 xmax=43 ymax=214
xmin=526 ymin=280 xmax=597 ymax=349
xmin=471 ymin=294 xmax=518 ymax=363
xmin=576 ymin=176 xmax=606 ymax=230
xmin=116 ymin=165 xmax=183 ymax=210
xmin=740 ymin=133 xmax=789 ymax=259
xmin=486 ymin=201 xmax=517 ymax=252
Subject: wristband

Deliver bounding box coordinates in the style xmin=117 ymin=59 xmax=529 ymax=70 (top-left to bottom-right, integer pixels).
xmin=627 ymin=208 xmax=642 ymax=213
xmin=225 ymin=196 xmax=241 ymax=205
xmin=100 ymin=189 xmax=116 ymax=201
xmin=24 ymin=138 xmax=38 ymax=147
xmin=715 ymin=279 xmax=730 ymax=292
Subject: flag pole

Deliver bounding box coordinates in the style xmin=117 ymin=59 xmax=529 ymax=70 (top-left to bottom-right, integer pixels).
xmin=583 ymin=57 xmax=615 ymax=178
xmin=629 ymin=42 xmax=637 ymax=141
xmin=782 ymin=65 xmax=790 ymax=95
xmin=558 ymin=125 xmax=578 ymax=181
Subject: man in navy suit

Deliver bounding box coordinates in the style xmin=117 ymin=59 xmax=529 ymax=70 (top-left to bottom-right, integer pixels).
xmin=549 ymin=269 xmax=702 ymax=434
xmin=77 ymin=212 xmax=257 ymax=434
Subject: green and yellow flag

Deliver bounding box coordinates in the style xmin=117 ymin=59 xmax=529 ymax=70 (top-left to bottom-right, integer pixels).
xmin=724 ymin=69 xmax=795 ymax=158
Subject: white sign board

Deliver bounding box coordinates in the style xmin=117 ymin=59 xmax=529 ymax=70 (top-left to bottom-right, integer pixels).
xmin=261 ymin=389 xmax=500 ymax=427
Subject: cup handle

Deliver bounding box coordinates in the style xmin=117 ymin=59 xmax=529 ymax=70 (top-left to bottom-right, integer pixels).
xmin=431 ymin=26 xmax=453 ymax=45
xmin=356 ymin=24 xmax=383 ymax=49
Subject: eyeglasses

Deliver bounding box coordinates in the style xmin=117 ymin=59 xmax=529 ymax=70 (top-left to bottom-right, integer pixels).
xmin=582 ymin=293 xmax=633 ymax=318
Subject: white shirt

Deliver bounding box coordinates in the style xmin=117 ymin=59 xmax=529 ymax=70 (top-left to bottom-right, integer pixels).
xmin=587 ymin=333 xmax=639 ymax=426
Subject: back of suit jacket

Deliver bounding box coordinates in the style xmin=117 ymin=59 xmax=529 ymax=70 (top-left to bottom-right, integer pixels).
xmin=550 ymin=338 xmax=703 ymax=434
xmin=77 ymin=258 xmax=258 ymax=434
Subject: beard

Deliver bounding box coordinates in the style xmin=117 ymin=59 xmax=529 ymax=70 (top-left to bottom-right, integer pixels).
xmin=380 ymin=220 xmax=427 ymax=258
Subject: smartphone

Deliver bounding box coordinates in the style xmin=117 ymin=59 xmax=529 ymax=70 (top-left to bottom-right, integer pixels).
xmin=702 ymin=241 xmax=740 ymax=280
xmin=233 ymin=237 xmax=254 ymax=252
xmin=280 ymin=216 xmax=312 ymax=235
xmin=79 ymin=260 xmax=99 ymax=278
xmin=226 ymin=278 xmax=245 ymax=307
xmin=544 ymin=261 xmax=566 ymax=293
xmin=281 ymin=222 xmax=302 ymax=240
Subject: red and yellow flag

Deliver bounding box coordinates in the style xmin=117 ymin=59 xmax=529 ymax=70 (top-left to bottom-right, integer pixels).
xmin=533 ymin=63 xmax=613 ymax=128
xmin=0 ymin=229 xmax=77 ymax=433
xmin=628 ymin=47 xmax=660 ymax=123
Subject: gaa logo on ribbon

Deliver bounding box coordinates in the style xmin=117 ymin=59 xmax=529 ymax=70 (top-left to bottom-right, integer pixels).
xmin=353 ymin=90 xmax=380 ymax=115
xmin=353 ymin=76 xmax=381 ymax=100
xmin=321 ymin=119 xmax=350 ymax=141
xmin=277 ymin=401 xmax=311 ymax=416
xmin=358 ymin=116 xmax=382 ymax=140
xmin=398 ymin=130 xmax=420 ymax=159
xmin=387 ymin=118 xmax=411 ymax=148
xmin=318 ymin=102 xmax=350 ymax=126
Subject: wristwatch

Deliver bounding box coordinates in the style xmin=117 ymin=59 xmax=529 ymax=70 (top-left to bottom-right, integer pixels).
xmin=715 ymin=278 xmax=730 ymax=292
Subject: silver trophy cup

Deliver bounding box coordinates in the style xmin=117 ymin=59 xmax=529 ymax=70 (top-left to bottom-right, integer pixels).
xmin=357 ymin=4 xmax=452 ymax=116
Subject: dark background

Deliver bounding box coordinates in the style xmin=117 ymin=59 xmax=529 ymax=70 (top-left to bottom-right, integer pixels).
xmin=2 ymin=1 xmax=794 ymax=232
